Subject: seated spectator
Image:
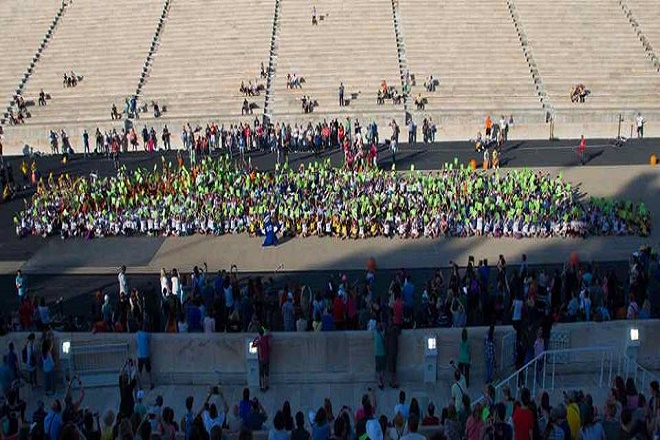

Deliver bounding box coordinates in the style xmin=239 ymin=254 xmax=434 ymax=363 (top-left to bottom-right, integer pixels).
xmin=242 ymin=99 xmax=252 ymax=115
xmin=111 ymin=104 xmax=121 ymax=120
xmin=424 ymin=75 xmax=436 ymax=92
xmin=376 ymin=90 xmax=385 ymax=105
xmin=570 ymin=84 xmax=589 ymax=103
xmin=414 ymin=93 xmax=426 ymax=110
xmin=391 ymin=89 xmax=402 ymax=105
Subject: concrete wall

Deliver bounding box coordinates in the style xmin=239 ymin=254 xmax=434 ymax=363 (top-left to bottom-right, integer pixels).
xmin=1 ymin=320 xmax=658 ymax=386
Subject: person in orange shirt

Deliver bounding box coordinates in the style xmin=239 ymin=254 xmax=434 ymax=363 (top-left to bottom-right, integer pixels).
xmin=485 ymin=115 xmax=492 ymax=138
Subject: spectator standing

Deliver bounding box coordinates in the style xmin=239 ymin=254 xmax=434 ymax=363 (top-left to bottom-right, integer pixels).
xmin=578 ymin=136 xmax=586 ymax=166
xmin=42 ymin=334 xmax=56 ymax=396
xmin=269 ymin=411 xmax=290 ymax=440
xmin=339 ymin=83 xmax=345 ymax=107
xmin=490 ymin=403 xmax=513 ymax=440
xmin=465 ymin=403 xmax=484 ymax=440
xmin=393 ymin=390 xmax=409 ymax=420
xmin=484 ymin=324 xmax=497 ymax=384
xmin=246 ymin=398 xmax=268 ymax=431
xmin=374 ymin=322 xmax=386 ymax=389
xmin=118 ymin=265 xmax=129 ymax=295
xmin=282 ymin=293 xmax=296 ymax=332
xmin=252 ymin=327 xmax=273 ymax=391
xmin=118 ymin=359 xmax=137 ymax=418
xmin=24 ymin=333 xmax=38 ymax=387
xmin=421 ymin=402 xmax=439 ymax=426
xmin=183 ymin=396 xmax=195 ymax=440
xmin=402 ymin=275 xmax=415 ymax=325
xmin=15 ymin=270 xmax=26 ymax=298
xmin=400 ymin=414 xmax=425 ymax=440
xmin=390 ymin=120 xmax=399 ymax=165
xmin=534 ymin=328 xmax=545 ymax=386
xmin=239 ymin=388 xmax=252 ymax=424
xmin=199 ymin=387 xmax=230 ymax=435
xmin=136 ymin=323 xmax=155 ymax=390
xmin=457 ymin=328 xmax=471 ymax=387
xmin=577 ymin=406 xmax=605 ymax=440
xmin=451 ymin=368 xmax=467 ymax=411
xmin=83 ymin=129 xmax=90 ymax=157
xmin=6 ymin=342 xmax=19 ymax=381
xmin=636 ymin=113 xmax=644 ymax=139
xmin=292 ymin=411 xmax=311 ymax=440
xmin=44 ymin=400 xmax=63 ymax=440
xmin=512 ymin=388 xmax=535 ymax=440
xmin=312 ymin=408 xmax=331 ymax=440
xmin=565 ymin=392 xmax=582 ymax=440
xmin=386 ymin=319 xmax=400 ymax=388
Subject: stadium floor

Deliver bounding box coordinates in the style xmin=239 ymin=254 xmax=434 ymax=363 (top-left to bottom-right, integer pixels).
xmin=0 ymin=138 xmax=657 ymax=311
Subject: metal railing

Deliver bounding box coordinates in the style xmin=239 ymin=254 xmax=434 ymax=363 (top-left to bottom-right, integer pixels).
xmin=621 ymin=355 xmax=660 ymax=393
xmin=499 ymin=330 xmax=571 ymax=375
xmin=64 ymin=342 xmax=129 ymax=387
xmin=474 ymin=345 xmax=615 ymax=406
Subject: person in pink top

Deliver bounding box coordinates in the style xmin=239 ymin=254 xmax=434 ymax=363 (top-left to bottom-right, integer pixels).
xmin=252 ymin=327 xmax=272 ymax=392
xmin=393 ymin=292 xmax=404 ymax=327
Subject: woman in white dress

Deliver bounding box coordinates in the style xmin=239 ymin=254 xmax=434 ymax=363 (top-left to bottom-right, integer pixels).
xmin=160 ymin=268 xmax=170 ymax=297
xmin=171 ymin=268 xmax=183 ymax=302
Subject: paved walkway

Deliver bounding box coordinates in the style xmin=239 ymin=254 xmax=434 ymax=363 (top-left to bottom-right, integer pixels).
xmin=12 ymin=165 xmax=660 ymax=275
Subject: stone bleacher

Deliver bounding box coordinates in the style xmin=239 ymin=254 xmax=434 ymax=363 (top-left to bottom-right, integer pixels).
xmin=17 ymin=0 xmax=164 ymax=125
xmin=515 ymin=0 xmax=660 ymax=122
xmin=139 ymin=0 xmax=274 ymax=124
xmin=1 ymin=0 xmax=660 ymax=154
xmin=270 ymin=0 xmax=404 ymax=128
xmin=398 ymin=0 xmax=544 ymax=126
xmin=626 ymin=0 xmax=660 ymax=67
xmin=2 ymin=0 xmax=165 ymax=152
xmin=0 ymin=0 xmax=61 ymax=120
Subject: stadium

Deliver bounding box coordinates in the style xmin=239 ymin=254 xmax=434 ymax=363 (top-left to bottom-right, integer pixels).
xmin=0 ymin=0 xmax=658 ymax=439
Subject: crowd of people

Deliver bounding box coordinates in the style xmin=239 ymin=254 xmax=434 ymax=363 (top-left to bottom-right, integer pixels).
xmin=1 ymin=248 xmax=658 ymax=440
xmin=0 ymin=336 xmax=658 ymax=440
xmin=14 ymin=149 xmax=651 ymax=240
xmin=63 ymin=71 xmax=82 ymax=88
xmin=5 ymin=244 xmax=658 ymax=342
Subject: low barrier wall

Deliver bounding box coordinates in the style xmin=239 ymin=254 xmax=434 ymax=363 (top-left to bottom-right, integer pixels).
xmin=1 ymin=320 xmax=657 ymax=386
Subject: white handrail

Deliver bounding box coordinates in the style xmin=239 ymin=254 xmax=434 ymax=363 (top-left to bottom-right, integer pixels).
xmin=622 ymin=355 xmax=660 ymax=393
xmin=472 ymin=345 xmax=615 ymax=407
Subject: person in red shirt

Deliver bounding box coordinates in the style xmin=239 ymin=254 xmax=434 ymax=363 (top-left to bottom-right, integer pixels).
xmin=512 ymin=388 xmax=535 ymax=440
xmin=251 ymin=327 xmax=273 ymax=392
xmin=578 ymin=135 xmax=586 ymax=165
xmin=18 ymin=296 xmax=34 ymax=330
xmin=333 ymin=294 xmax=346 ymax=330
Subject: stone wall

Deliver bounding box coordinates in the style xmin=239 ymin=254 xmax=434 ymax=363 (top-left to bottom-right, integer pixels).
xmin=1 ymin=320 xmax=657 ymax=386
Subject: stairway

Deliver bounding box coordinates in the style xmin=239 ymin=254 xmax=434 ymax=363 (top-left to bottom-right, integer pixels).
xmin=0 ymin=0 xmax=70 ymax=127
xmin=135 ymin=0 xmax=172 ymax=99
xmin=390 ymin=0 xmax=410 ymax=119
xmin=262 ymin=0 xmax=282 ymax=124
xmin=506 ymin=0 xmax=553 ymax=116
xmin=618 ymin=0 xmax=660 ymax=72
